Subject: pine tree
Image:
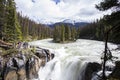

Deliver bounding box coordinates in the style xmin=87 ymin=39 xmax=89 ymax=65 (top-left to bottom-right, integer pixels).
xmin=0 ymin=0 xmax=6 ymax=40
xmin=71 ymin=27 xmax=77 ymax=41
xmin=65 ymin=25 xmax=71 ymax=41
xmin=53 ymin=26 xmax=57 ymax=42
xmin=53 ymin=24 xmax=78 ymax=43
xmin=4 ymin=0 xmax=22 ymax=42
xmin=96 ymin=0 xmax=119 ymax=11
xmin=96 ymin=0 xmax=120 ymax=79
xmin=61 ymin=24 xmax=65 ymax=42
xmin=76 ymin=27 xmax=80 ymax=39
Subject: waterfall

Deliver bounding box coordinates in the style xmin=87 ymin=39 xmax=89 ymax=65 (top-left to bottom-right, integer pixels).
xmin=35 ymin=58 xmax=88 ymax=80
xmin=30 ymin=39 xmax=119 ymax=80
xmin=34 ymin=48 xmax=98 ymax=80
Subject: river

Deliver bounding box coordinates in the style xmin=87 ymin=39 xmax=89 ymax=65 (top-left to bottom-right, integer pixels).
xmin=29 ymin=39 xmax=120 ymax=80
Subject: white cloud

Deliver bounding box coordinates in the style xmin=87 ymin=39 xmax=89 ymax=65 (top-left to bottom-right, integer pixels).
xmin=15 ymin=0 xmax=110 ymax=24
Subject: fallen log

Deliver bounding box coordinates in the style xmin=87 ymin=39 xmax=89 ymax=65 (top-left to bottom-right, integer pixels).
xmin=0 ymin=40 xmax=12 ymax=50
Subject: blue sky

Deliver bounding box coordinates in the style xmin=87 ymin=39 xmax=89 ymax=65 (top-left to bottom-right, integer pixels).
xmin=53 ymin=0 xmax=61 ymax=4
xmin=15 ymin=0 xmax=111 ymax=24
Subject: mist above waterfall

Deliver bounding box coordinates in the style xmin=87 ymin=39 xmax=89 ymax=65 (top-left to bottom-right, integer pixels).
xmin=29 ymin=39 xmax=120 ymax=80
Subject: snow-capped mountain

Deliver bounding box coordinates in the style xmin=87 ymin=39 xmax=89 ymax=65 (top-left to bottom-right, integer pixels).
xmin=46 ymin=19 xmax=89 ymax=28
xmin=40 ymin=18 xmax=86 ymax=25
xmin=62 ymin=19 xmax=84 ymax=25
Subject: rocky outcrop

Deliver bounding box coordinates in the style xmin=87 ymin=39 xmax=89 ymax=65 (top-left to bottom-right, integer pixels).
xmin=109 ymin=61 xmax=120 ymax=79
xmin=26 ymin=55 xmax=42 ymax=79
xmin=0 ymin=48 xmax=54 ymax=80
xmin=82 ymin=62 xmax=101 ymax=80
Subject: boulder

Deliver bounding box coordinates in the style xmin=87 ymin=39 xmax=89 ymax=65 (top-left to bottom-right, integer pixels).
xmin=35 ymin=48 xmax=54 ymax=65
xmin=0 ymin=56 xmax=4 ymax=79
xmin=4 ymin=70 xmax=18 ymax=80
xmin=17 ymin=68 xmax=26 ymax=80
xmin=82 ymin=62 xmax=101 ymax=80
xmin=26 ymin=55 xmax=42 ymax=79
xmin=3 ymin=56 xmax=26 ymax=80
xmin=109 ymin=61 xmax=120 ymax=79
xmin=51 ymin=53 xmax=55 ymax=59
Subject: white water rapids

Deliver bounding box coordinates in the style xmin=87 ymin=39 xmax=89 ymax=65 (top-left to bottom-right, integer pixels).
xmin=29 ymin=39 xmax=120 ymax=80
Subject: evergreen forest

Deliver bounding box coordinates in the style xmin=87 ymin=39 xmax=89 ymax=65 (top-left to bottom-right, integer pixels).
xmin=0 ymin=0 xmax=120 ymax=44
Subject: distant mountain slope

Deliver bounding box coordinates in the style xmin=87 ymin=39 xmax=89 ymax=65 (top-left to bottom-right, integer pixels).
xmin=48 ymin=21 xmax=89 ymax=28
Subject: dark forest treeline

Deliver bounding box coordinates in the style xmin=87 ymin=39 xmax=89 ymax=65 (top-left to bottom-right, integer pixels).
xmin=0 ymin=0 xmax=78 ymax=44
xmin=0 ymin=0 xmax=120 ymax=44
xmin=78 ymin=0 xmax=120 ymax=44
xmin=78 ymin=20 xmax=105 ymax=40
xmin=0 ymin=0 xmax=22 ymax=43
xmin=17 ymin=12 xmax=52 ymax=40
xmin=53 ymin=24 xmax=78 ymax=43
xmin=78 ymin=12 xmax=120 ymax=44
xmin=0 ymin=0 xmax=52 ymax=43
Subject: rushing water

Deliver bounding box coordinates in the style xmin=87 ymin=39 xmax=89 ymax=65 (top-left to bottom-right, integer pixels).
xmin=29 ymin=39 xmax=120 ymax=80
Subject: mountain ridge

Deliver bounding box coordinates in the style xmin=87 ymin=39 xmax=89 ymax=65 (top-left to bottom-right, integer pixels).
xmin=47 ymin=21 xmax=89 ymax=28
xmin=40 ymin=19 xmax=89 ymax=28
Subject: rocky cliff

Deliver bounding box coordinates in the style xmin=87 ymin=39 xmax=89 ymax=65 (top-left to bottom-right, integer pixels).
xmin=0 ymin=47 xmax=54 ymax=80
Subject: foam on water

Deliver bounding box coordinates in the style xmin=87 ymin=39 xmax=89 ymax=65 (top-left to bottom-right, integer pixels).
xmin=29 ymin=39 xmax=120 ymax=80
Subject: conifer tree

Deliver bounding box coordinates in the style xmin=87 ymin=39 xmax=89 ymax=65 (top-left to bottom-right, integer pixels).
xmin=76 ymin=27 xmax=81 ymax=39
xmin=96 ymin=0 xmax=120 ymax=79
xmin=96 ymin=0 xmax=120 ymax=43
xmin=65 ymin=25 xmax=71 ymax=41
xmin=53 ymin=26 xmax=57 ymax=42
xmin=0 ymin=0 xmax=6 ymax=40
xmin=61 ymin=24 xmax=65 ymax=42
xmin=71 ymin=27 xmax=77 ymax=41
xmin=4 ymin=0 xmax=22 ymax=42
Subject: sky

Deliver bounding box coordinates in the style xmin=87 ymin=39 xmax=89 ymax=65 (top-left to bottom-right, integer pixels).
xmin=15 ymin=0 xmax=111 ymax=24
